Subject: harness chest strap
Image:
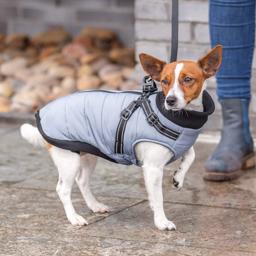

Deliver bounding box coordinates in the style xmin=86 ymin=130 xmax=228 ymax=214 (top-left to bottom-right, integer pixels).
xmin=140 ymin=98 xmax=180 ymax=140
xmin=115 ymin=100 xmax=139 ymax=154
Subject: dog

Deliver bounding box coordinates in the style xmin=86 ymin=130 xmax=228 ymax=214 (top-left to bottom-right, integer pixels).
xmin=20 ymin=45 xmax=222 ymax=231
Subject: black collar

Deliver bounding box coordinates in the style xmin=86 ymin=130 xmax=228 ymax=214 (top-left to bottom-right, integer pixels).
xmin=155 ymin=90 xmax=215 ymax=129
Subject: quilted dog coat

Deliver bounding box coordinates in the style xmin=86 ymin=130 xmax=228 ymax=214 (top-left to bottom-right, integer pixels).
xmin=36 ymin=90 xmax=215 ymax=166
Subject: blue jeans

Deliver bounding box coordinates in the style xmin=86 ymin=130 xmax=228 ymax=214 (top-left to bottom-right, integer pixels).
xmin=210 ymin=0 xmax=255 ymax=99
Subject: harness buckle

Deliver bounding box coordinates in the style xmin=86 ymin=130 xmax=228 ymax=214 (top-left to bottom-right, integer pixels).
xmin=121 ymin=108 xmax=132 ymax=120
xmin=142 ymin=76 xmax=157 ymax=94
xmin=146 ymin=112 xmax=159 ymax=126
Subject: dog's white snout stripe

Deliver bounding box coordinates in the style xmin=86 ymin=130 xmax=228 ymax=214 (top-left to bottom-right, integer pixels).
xmin=165 ymin=63 xmax=185 ymax=110
xmin=167 ymin=63 xmax=184 ymax=98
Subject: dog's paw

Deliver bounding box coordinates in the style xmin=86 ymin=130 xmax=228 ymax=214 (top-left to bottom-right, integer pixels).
xmin=172 ymin=170 xmax=183 ymax=190
xmin=90 ymin=202 xmax=110 ymax=213
xmin=68 ymin=213 xmax=88 ymax=226
xmin=155 ymin=217 xmax=176 ymax=231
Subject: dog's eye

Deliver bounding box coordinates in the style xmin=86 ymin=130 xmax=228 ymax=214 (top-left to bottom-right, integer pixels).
xmin=161 ymin=79 xmax=168 ymax=86
xmin=183 ymin=76 xmax=193 ymax=84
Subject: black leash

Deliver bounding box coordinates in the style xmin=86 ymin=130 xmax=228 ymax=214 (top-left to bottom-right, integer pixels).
xmin=170 ymin=0 xmax=179 ymax=62
xmin=114 ymin=0 xmax=180 ymax=155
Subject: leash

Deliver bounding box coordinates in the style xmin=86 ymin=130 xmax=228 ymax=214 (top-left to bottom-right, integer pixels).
xmin=170 ymin=0 xmax=179 ymax=62
xmin=114 ymin=0 xmax=180 ymax=154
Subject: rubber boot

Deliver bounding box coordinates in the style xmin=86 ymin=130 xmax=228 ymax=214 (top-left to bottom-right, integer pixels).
xmin=204 ymin=99 xmax=255 ymax=181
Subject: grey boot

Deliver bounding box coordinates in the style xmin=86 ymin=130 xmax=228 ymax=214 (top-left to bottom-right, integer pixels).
xmin=204 ymin=99 xmax=255 ymax=181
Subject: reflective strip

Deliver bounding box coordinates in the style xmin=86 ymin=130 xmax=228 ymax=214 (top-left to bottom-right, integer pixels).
xmin=115 ymin=100 xmax=139 ymax=154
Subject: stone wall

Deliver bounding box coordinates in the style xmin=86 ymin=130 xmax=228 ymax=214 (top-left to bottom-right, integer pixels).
xmin=135 ymin=0 xmax=256 ymax=132
xmin=0 ymin=0 xmax=134 ymax=47
xmin=0 ymin=0 xmax=136 ymax=114
xmin=135 ymin=0 xmax=209 ymax=61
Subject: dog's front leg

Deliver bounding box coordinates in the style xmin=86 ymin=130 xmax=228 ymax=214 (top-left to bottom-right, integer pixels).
xmin=143 ymin=164 xmax=176 ymax=231
xmin=173 ymin=146 xmax=195 ymax=190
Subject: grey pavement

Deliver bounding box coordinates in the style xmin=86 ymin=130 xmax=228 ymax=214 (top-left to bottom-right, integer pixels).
xmin=0 ymin=123 xmax=256 ymax=256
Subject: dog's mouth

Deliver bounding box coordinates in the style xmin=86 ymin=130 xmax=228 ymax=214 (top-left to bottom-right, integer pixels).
xmin=168 ymin=107 xmax=182 ymax=111
xmin=164 ymin=101 xmax=186 ymax=111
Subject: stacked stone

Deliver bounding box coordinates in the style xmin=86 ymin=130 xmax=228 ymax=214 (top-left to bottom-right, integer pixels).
xmin=0 ymin=27 xmax=137 ymax=113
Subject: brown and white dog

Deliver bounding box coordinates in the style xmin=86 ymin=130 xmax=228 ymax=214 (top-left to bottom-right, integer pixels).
xmin=20 ymin=45 xmax=222 ymax=231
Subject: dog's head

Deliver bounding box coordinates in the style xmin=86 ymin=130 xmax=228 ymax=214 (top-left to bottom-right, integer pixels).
xmin=139 ymin=45 xmax=222 ymax=110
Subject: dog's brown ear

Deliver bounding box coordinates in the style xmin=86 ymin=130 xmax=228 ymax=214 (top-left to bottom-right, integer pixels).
xmin=198 ymin=45 xmax=222 ymax=78
xmin=139 ymin=53 xmax=166 ymax=81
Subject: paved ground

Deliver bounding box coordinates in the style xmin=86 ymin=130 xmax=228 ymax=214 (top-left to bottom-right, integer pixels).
xmin=0 ymin=123 xmax=256 ymax=256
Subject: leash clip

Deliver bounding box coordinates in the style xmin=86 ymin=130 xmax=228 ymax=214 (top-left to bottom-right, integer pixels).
xmin=142 ymin=76 xmax=157 ymax=95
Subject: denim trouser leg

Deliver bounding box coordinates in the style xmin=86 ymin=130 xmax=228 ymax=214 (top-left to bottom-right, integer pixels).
xmin=209 ymin=0 xmax=255 ymax=99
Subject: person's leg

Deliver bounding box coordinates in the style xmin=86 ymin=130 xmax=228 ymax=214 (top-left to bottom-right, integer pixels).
xmin=205 ymin=0 xmax=256 ymax=181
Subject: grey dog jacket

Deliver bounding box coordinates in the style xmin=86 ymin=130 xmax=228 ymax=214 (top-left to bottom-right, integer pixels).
xmin=36 ymin=90 xmax=215 ymax=166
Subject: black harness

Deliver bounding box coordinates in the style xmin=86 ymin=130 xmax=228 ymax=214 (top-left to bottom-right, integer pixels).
xmin=114 ymin=77 xmax=180 ymax=154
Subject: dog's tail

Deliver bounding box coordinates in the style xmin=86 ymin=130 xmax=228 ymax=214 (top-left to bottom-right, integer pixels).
xmin=20 ymin=123 xmax=45 ymax=147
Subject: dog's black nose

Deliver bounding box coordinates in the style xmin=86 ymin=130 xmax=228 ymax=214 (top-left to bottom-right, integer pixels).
xmin=166 ymin=96 xmax=177 ymax=106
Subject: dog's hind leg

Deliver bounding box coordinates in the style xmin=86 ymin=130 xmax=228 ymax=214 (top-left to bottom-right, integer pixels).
xmin=76 ymin=154 xmax=110 ymax=213
xmin=50 ymin=146 xmax=88 ymax=226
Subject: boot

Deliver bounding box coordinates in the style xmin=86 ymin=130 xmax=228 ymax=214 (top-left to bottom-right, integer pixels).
xmin=204 ymin=99 xmax=255 ymax=181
